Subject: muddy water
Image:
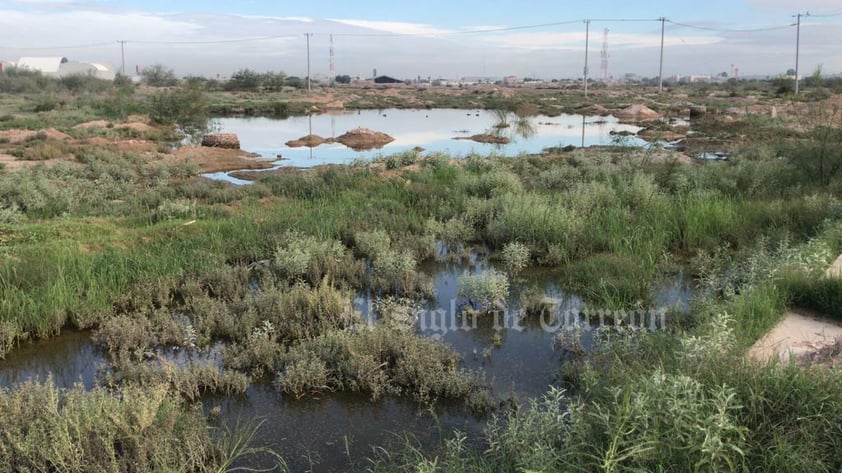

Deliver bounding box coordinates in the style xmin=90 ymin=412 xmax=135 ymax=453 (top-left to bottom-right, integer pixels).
xmin=0 ymin=258 xmax=691 ymax=472
xmin=204 ymin=109 xmax=644 ymax=182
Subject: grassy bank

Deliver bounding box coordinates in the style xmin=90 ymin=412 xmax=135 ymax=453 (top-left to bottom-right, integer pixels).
xmin=3 ymin=74 xmax=842 ymax=470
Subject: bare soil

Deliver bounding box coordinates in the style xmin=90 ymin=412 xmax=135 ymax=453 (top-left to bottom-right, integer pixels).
xmin=171 ymin=146 xmax=275 ymax=173
xmin=749 ymin=308 xmax=842 ymax=363
xmin=749 ymin=255 xmax=842 ymax=364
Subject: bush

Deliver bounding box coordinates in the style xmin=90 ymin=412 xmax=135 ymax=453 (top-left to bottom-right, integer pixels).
xmin=458 ymin=270 xmax=510 ymax=310
xmin=277 ymin=326 xmax=484 ymax=404
xmin=141 ymin=64 xmax=178 ymax=87
xmin=147 ymin=84 xmax=208 ymax=133
xmin=499 ymin=241 xmax=530 ymax=275
xmin=0 ymin=379 xmax=237 ymax=471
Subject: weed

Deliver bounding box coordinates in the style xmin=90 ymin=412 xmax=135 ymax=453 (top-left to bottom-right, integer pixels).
xmin=499 ymin=241 xmax=530 ymax=275
xmin=458 ymin=270 xmax=510 ymax=311
xmin=277 ymin=326 xmax=485 ymax=406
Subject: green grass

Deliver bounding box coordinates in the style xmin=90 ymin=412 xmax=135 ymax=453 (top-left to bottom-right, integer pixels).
xmin=0 ymin=378 xmax=282 ymax=472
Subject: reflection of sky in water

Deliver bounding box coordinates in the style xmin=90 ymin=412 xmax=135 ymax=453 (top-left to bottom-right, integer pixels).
xmin=211 ymin=109 xmax=643 ymax=170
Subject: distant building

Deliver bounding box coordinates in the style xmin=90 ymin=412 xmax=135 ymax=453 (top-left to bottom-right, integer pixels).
xmin=373 ymin=75 xmax=402 ymax=84
xmin=13 ymin=57 xmax=117 ymax=80
xmin=678 ymin=74 xmax=711 ymax=84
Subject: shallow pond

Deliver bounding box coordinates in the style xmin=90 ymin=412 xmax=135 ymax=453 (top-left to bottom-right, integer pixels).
xmin=204 ymin=109 xmax=644 ymax=181
xmin=0 ymin=257 xmax=691 ymax=472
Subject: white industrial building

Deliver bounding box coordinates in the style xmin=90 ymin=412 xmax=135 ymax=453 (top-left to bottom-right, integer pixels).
xmin=10 ymin=57 xmax=117 ymax=80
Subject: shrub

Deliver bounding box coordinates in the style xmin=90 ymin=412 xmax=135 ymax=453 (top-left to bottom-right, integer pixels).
xmin=458 ymin=270 xmax=510 ymax=310
xmin=277 ymin=326 xmax=484 ymax=404
xmin=141 ymin=64 xmax=178 ymax=87
xmin=499 ymin=241 xmax=530 ymax=275
xmin=147 ymin=84 xmax=208 ymax=132
xmin=0 ymin=379 xmax=245 ymax=472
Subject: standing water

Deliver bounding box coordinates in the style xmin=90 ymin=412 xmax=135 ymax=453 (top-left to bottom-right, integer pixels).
xmin=207 ymin=109 xmax=642 ymax=174
xmin=0 ymin=257 xmax=691 ymax=471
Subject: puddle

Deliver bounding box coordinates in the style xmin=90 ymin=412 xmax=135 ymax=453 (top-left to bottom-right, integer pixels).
xmin=696 ymin=151 xmax=730 ymax=161
xmin=0 ymin=255 xmax=692 ymax=471
xmin=0 ymin=331 xmax=105 ymax=390
xmin=203 ymin=109 xmax=644 ymax=182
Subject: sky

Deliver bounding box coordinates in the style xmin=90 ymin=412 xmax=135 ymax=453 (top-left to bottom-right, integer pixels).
xmin=0 ymin=0 xmax=841 ymax=79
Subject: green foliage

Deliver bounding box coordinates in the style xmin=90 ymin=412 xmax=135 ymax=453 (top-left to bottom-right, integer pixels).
xmin=277 ymin=326 xmax=484 ymax=404
xmin=779 ymin=107 xmax=842 ymax=186
xmin=225 ymin=69 xmax=287 ymax=91
xmin=0 ymin=378 xmax=267 ymax=472
xmin=499 ymin=241 xmax=530 ymax=275
xmin=779 ymin=272 xmax=842 ymax=321
xmin=147 ymin=83 xmax=209 ymax=133
xmin=141 ymin=64 xmax=178 ymax=87
xmin=334 ymin=74 xmax=352 ymax=84
xmin=458 ymin=270 xmax=510 ymax=310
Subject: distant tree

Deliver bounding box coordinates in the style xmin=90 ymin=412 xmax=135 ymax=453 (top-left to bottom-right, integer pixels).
xmin=786 ymin=68 xmax=797 ymax=77
xmin=226 ymin=69 xmax=261 ymax=91
xmin=148 ymin=82 xmax=208 ymax=137
xmin=334 ymin=74 xmax=351 ymax=84
xmin=809 ymin=64 xmax=824 ymax=88
xmin=285 ymin=76 xmax=305 ymax=89
xmin=260 ymin=71 xmax=286 ymax=91
xmin=141 ymin=64 xmax=178 ymax=87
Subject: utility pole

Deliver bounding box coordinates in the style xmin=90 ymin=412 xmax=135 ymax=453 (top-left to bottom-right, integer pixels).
xmin=794 ymin=12 xmax=809 ymax=94
xmin=583 ymin=19 xmax=591 ymax=97
xmin=118 ymin=40 xmax=126 ymax=76
xmin=305 ymin=33 xmax=312 ymax=93
xmin=658 ymin=18 xmax=666 ymax=93
xmin=329 ymin=34 xmax=335 ymax=87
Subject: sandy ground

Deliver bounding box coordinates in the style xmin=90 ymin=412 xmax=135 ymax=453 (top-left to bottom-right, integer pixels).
xmin=749 ymin=255 xmax=842 ymax=364
xmin=748 ymin=308 xmax=842 ymax=363
xmin=171 ymin=146 xmax=276 ymax=173
xmin=826 ymin=254 xmax=842 ymax=278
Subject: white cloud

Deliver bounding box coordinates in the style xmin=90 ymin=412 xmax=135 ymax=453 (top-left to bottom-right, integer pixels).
xmin=0 ymin=8 xmax=838 ymax=79
xmin=327 ymin=19 xmax=452 ymax=37
xmin=744 ymin=0 xmax=842 ymax=13
xmin=239 ymin=15 xmax=314 ymax=23
xmin=481 ymin=31 xmax=720 ymax=51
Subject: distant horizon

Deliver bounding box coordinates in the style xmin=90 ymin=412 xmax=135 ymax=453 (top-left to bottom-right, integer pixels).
xmin=1 ymin=1 xmax=840 ymax=79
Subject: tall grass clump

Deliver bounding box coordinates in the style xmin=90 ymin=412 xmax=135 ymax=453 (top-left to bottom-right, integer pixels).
xmin=0 ymin=378 xmax=281 ymax=472
xmin=499 ymin=241 xmax=530 ymax=275
xmin=458 ymin=270 xmax=510 ymax=311
xmin=273 ymin=231 xmax=363 ymax=286
xmin=277 ymin=326 xmax=486 ymax=406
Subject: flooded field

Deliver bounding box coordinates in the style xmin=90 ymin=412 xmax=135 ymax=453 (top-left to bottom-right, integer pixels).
xmin=0 ymin=253 xmax=691 ymax=472
xmin=207 ymin=109 xmax=642 ymax=173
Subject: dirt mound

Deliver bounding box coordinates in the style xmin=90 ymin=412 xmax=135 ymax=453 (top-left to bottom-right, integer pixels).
xmin=118 ymin=122 xmax=156 ymax=133
xmin=173 ymin=146 xmax=275 ymax=173
xmin=286 ymin=134 xmax=327 ymax=148
xmin=0 ymin=128 xmax=70 ymax=143
xmin=453 ymin=134 xmax=511 ymax=145
xmin=614 ymin=104 xmax=662 ymax=121
xmin=637 ymin=128 xmax=686 ymax=141
xmin=201 ymin=133 xmax=240 ymax=149
xmin=336 ymin=127 xmax=394 ymax=151
xmin=74 ymin=120 xmax=111 ymax=129
xmin=580 ymin=104 xmax=608 ymax=116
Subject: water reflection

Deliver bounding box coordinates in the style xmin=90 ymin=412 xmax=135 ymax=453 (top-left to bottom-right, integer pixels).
xmin=211 ymin=109 xmax=644 ymax=169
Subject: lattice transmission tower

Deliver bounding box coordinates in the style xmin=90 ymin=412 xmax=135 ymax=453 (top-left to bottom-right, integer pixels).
xmin=600 ymin=28 xmax=609 ymax=83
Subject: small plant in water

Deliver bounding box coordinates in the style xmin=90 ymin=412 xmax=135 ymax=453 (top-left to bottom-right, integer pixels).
xmin=500 ymin=241 xmax=530 ymax=275
xmin=458 ymin=270 xmax=510 ymax=311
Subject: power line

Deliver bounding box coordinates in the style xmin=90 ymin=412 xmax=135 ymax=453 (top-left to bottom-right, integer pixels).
xmin=127 ymin=35 xmax=299 ymax=45
xmin=666 ymin=20 xmax=795 ymax=33
xmin=1 ymin=41 xmax=117 ymax=50
xmin=807 ymin=9 xmax=842 ymax=18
